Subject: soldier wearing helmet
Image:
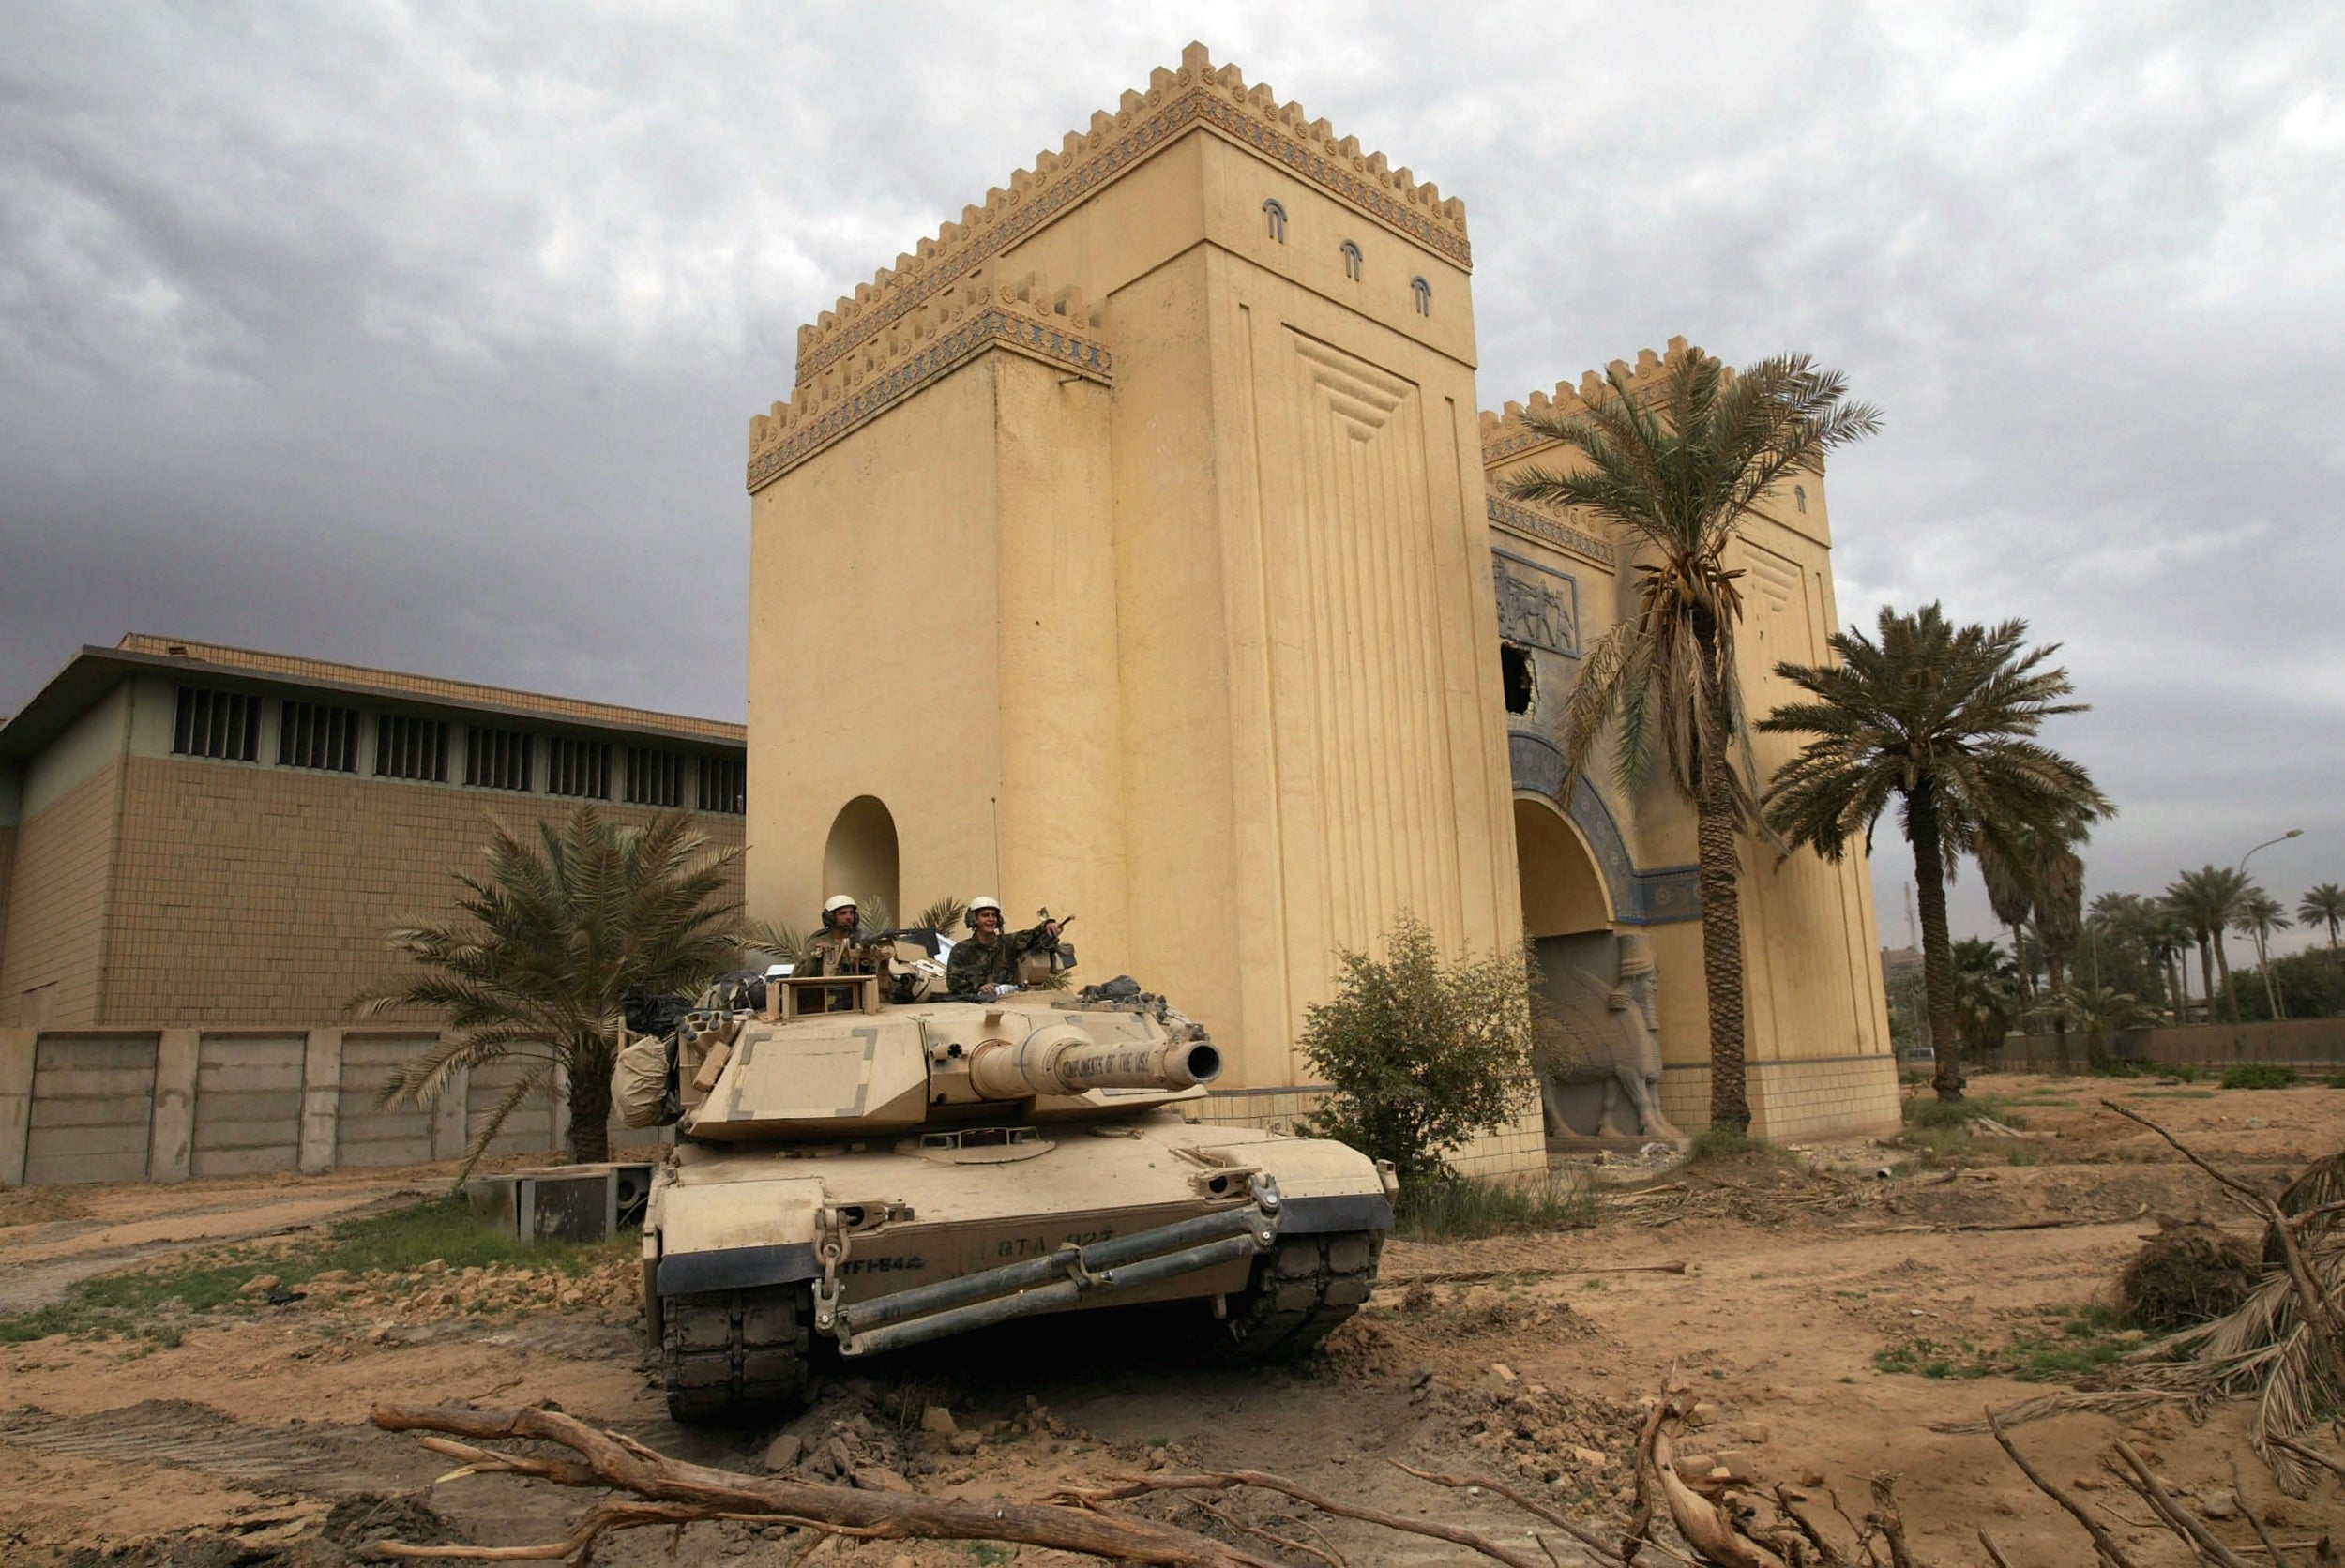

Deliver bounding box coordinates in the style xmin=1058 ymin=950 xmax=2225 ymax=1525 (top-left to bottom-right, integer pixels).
xmin=796 ymin=893 xmax=891 ymax=985
xmin=946 ymin=897 xmax=1064 ymax=998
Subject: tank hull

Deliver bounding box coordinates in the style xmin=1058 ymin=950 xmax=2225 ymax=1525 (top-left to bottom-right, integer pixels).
xmin=635 ymin=991 xmax=1394 ymax=1420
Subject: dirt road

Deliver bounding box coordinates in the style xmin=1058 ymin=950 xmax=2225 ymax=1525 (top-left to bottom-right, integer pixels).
xmin=4 ymin=1077 xmax=2338 ymax=1565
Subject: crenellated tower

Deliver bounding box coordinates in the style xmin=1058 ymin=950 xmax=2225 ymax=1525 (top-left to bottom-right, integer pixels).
xmin=745 ymin=43 xmax=1523 ymax=1138
xmin=745 ymin=47 xmax=1896 ymax=1152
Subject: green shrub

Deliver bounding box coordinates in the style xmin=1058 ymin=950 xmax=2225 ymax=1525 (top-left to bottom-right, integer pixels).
xmin=1902 ymin=1094 xmax=2026 ymax=1129
xmin=1687 ymin=1126 xmax=1788 ymax=1164
xmin=1299 ymin=912 xmax=1537 ymax=1184
xmin=1904 ymin=1096 xmax=1975 ymax=1128
xmin=2220 ymin=1063 xmax=2295 ymax=1091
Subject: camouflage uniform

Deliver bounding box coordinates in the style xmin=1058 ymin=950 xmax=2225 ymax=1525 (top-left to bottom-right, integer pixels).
xmin=797 ymin=926 xmax=889 ymax=983
xmin=946 ymin=926 xmax=1051 ymax=996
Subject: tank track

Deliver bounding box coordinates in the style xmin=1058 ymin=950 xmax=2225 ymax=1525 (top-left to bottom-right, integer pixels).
xmin=1223 ymin=1229 xmax=1383 ymax=1360
xmin=659 ymin=1286 xmax=811 ymax=1423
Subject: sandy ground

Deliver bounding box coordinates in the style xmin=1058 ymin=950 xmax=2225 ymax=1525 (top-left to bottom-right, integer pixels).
xmin=3 ymin=1076 xmax=2339 ymax=1566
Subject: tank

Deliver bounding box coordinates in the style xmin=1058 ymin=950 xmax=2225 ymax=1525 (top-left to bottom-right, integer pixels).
xmin=620 ymin=963 xmax=1397 ymax=1422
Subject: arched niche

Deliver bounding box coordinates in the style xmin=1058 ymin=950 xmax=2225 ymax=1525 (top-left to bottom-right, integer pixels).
xmin=1515 ymin=794 xmax=1611 ymax=939
xmin=822 ymin=795 xmax=900 ymax=924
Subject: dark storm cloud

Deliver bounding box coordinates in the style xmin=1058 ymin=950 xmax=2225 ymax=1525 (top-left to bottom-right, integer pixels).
xmin=4 ymin=3 xmax=2339 ymax=942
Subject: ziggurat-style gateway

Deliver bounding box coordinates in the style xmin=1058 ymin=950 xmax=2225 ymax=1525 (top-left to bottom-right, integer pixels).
xmin=747 ymin=43 xmax=1899 ymax=1165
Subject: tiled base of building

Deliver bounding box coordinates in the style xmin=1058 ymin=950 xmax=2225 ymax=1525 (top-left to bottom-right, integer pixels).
xmin=1657 ymin=1051 xmax=1901 ymax=1142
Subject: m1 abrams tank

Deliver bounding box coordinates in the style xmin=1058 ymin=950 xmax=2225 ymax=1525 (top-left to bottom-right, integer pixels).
xmin=619 ymin=967 xmax=1395 ymax=1423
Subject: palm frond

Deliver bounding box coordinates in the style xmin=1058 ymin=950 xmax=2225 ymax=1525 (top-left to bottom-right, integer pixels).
xmin=446 ymin=1063 xmax=552 ymax=1189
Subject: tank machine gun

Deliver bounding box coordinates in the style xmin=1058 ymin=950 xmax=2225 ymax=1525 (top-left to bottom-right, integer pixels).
xmin=616 ymin=972 xmax=1395 ymax=1421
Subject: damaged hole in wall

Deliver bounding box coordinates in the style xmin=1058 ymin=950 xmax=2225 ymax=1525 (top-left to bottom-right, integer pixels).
xmin=1501 ymin=644 xmax=1536 ymax=716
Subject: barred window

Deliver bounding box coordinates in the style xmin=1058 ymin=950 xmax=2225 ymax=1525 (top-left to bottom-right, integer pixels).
xmin=1263 ymin=197 xmax=1287 ymax=242
xmin=625 ymin=746 xmax=684 ymax=807
xmin=172 ymin=686 xmax=260 ymax=761
xmin=376 ymin=715 xmax=449 ymax=782
xmin=546 ymin=736 xmax=611 ymax=799
xmin=1340 ymin=240 xmax=1363 ymax=282
xmin=465 ymin=726 xmax=534 ymax=792
xmin=698 ymin=755 xmax=746 ymax=814
xmin=1411 ymin=275 xmax=1432 ymax=316
xmin=277 ymin=700 xmax=359 ymax=772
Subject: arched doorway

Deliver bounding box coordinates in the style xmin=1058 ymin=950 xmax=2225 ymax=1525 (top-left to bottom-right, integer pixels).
xmin=1516 ymin=794 xmax=1611 ymax=945
xmin=823 ymin=796 xmax=900 ymax=925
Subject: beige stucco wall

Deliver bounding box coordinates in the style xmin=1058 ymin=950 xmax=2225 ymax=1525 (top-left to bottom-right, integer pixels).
xmin=745 ymin=47 xmax=1891 ymax=1148
xmin=747 ymin=112 xmax=1522 ymax=1093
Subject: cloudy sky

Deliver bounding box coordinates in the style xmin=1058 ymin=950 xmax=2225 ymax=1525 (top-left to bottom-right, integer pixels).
xmin=5 ymin=2 xmax=2340 ymax=947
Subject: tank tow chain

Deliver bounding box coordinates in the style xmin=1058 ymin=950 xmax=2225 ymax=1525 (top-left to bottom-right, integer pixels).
xmin=811 ymin=1205 xmax=851 ymax=1336
xmin=833 ymin=1175 xmax=1281 ymax=1359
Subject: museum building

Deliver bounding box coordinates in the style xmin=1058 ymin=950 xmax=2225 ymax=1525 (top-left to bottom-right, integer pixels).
xmin=742 ymin=44 xmax=1900 ymax=1165
xmin=0 ymin=44 xmax=1902 ymax=1187
xmin=0 ymin=634 xmax=746 ymax=1184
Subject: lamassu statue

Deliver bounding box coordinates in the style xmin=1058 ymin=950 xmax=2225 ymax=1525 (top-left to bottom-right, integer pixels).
xmin=1536 ymin=932 xmax=1683 ymax=1143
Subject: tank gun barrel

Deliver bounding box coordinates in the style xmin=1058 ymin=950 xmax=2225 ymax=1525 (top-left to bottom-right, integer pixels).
xmin=968 ymin=1026 xmax=1220 ymax=1099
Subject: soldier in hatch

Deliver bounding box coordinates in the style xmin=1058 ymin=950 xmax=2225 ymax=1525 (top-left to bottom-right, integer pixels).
xmin=946 ymin=897 xmax=1064 ymax=997
xmin=795 ymin=894 xmax=891 ymax=986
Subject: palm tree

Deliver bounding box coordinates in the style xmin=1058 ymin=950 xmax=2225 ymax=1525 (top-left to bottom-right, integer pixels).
xmin=1980 ymin=825 xmax=2088 ymax=1069
xmin=2232 ymin=890 xmax=2292 ymax=1020
xmin=2166 ymin=866 xmax=2251 ymax=1023
xmin=1981 ymin=852 xmax=2040 ymax=1007
xmin=2064 ymin=982 xmax=2151 ymax=1067
xmin=2141 ymin=901 xmax=2195 ymax=1021
xmin=1504 ymin=347 xmax=1880 ymax=1132
xmin=2299 ymin=883 xmax=2345 ymax=957
xmin=1950 ymin=937 xmax=2022 ymax=1065
xmin=355 ymin=806 xmax=752 ymax=1172
xmin=1760 ymin=604 xmax=2110 ymax=1100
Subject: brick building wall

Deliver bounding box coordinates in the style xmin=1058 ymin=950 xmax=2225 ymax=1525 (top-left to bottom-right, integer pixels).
xmin=0 ymin=763 xmax=122 ymax=1028
xmin=101 ymin=756 xmax=746 ymax=1026
xmin=0 ymin=824 xmax=16 ymax=971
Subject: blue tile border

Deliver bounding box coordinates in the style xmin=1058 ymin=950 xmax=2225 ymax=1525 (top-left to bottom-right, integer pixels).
xmin=1508 ymin=731 xmax=1700 ymax=925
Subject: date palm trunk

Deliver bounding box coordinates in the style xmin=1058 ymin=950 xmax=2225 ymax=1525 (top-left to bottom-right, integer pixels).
xmin=2253 ymin=928 xmax=2281 ymax=1020
xmin=1903 ymin=782 xmax=1963 ymax=1101
xmin=2196 ymin=935 xmax=2217 ymax=1025
xmin=567 ymin=1033 xmax=615 ymax=1165
xmin=1695 ymin=662 xmax=1751 ymax=1135
xmin=2213 ymin=934 xmax=2240 ymax=1023
xmin=2046 ymin=952 xmax=2072 ymax=1074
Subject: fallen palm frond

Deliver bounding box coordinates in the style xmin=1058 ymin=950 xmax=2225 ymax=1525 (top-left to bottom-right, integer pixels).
xmin=2100 ymin=1106 xmax=2345 ymax=1496
xmin=1924 ymin=1389 xmax=2186 ymax=1435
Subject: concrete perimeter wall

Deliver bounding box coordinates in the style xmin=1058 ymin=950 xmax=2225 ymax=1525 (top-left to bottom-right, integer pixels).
xmin=1991 ymin=1018 xmax=2345 ymax=1075
xmin=0 ymin=1025 xmax=617 ymax=1186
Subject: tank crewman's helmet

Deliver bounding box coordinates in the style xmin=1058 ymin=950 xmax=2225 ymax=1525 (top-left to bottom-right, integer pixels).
xmin=967 ymin=896 xmax=1003 ymax=932
xmin=822 ymin=893 xmax=857 ymax=929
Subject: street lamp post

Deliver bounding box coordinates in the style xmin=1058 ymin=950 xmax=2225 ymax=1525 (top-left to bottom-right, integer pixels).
xmin=2234 ymin=830 xmax=2303 ymax=1023
xmin=2236 ymin=828 xmax=2304 ymax=877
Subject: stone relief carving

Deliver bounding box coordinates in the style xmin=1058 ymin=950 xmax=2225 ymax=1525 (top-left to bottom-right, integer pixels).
xmin=1537 ymin=931 xmax=1682 ymax=1143
xmin=1491 ymin=549 xmax=1580 ymax=657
